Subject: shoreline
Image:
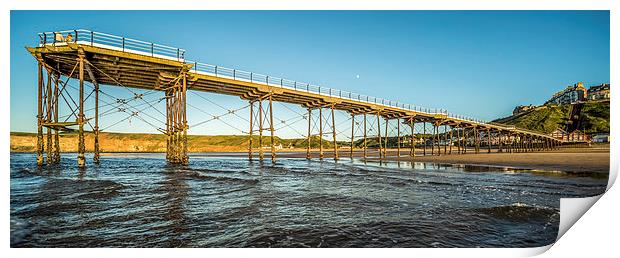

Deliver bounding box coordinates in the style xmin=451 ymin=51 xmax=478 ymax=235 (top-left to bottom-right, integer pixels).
xmin=12 ymin=147 xmax=610 ymax=174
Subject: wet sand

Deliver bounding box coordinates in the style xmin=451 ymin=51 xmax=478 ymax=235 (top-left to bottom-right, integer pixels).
xmin=278 ymin=147 xmax=610 ymax=174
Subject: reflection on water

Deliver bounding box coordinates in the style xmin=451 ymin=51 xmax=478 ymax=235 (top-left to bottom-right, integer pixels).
xmin=10 ymin=153 xmax=607 ymax=247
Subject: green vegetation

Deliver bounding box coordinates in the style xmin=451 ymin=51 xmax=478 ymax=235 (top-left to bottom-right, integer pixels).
xmin=494 ymin=101 xmax=609 ymax=134
xmin=580 ymin=101 xmax=611 ymax=133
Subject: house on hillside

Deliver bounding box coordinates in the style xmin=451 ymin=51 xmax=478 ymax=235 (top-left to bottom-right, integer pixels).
xmin=550 ymin=128 xmax=568 ymax=141
xmin=512 ymin=105 xmax=537 ymax=116
xmin=545 ymin=82 xmax=587 ymax=105
xmin=587 ymin=83 xmax=610 ymax=101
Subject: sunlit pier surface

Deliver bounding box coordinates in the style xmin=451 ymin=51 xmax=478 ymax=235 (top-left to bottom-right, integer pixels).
xmin=28 ymin=29 xmax=566 ymax=167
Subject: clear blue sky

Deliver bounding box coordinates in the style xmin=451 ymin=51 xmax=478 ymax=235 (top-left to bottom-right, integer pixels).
xmin=10 ymin=11 xmax=609 ymax=139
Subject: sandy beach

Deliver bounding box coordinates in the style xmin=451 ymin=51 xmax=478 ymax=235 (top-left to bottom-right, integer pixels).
xmin=278 ymin=147 xmax=610 ymax=174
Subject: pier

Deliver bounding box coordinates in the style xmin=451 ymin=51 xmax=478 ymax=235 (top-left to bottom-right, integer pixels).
xmin=28 ymin=29 xmax=564 ymax=167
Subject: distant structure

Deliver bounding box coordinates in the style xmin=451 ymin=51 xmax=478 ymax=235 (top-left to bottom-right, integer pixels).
xmin=512 ymin=105 xmax=536 ymax=116
xmin=587 ymin=83 xmax=610 ymax=101
xmin=545 ymin=82 xmax=588 ymax=105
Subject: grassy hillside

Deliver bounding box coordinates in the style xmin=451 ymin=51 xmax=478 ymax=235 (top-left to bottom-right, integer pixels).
xmin=10 ymin=132 xmax=346 ymax=153
xmin=494 ymin=101 xmax=609 ymax=134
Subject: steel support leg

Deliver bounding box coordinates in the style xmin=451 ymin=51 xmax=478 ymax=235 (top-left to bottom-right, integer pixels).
xmin=45 ymin=68 xmax=52 ymax=164
xmin=53 ymin=72 xmax=60 ymax=163
xmin=449 ymin=126 xmax=453 ymax=155
xmin=363 ymin=113 xmax=367 ymax=159
xmin=350 ymin=114 xmax=354 ymax=159
xmin=487 ymin=129 xmax=491 ymax=153
xmin=384 ymin=117 xmax=389 ymax=157
xmin=377 ymin=113 xmax=382 ymax=159
xmin=410 ymin=117 xmax=415 ymax=157
xmin=77 ymin=56 xmax=86 ymax=168
xmin=319 ymin=107 xmax=323 ymax=160
xmin=36 ymin=61 xmax=44 ymax=166
xmin=397 ymin=118 xmax=401 ymax=157
xmin=331 ymin=104 xmax=338 ymax=161
xmin=269 ymin=94 xmax=275 ymax=163
xmin=306 ymin=108 xmax=311 ymax=160
xmin=249 ymin=101 xmax=254 ymax=161
xmin=422 ymin=122 xmax=426 ymax=156
xmin=258 ymin=99 xmax=264 ymax=161
xmin=93 ymin=70 xmax=100 ymax=164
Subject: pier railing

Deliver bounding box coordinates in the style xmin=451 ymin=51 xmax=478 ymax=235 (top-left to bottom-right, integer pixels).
xmin=38 ymin=29 xmax=186 ymax=62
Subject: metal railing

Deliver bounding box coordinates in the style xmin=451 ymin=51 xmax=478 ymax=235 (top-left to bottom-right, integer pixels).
xmin=38 ymin=29 xmax=185 ymax=62
xmin=188 ymin=61 xmax=491 ymax=125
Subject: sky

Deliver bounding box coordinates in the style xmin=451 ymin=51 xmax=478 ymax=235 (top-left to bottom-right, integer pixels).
xmin=10 ymin=11 xmax=610 ymax=139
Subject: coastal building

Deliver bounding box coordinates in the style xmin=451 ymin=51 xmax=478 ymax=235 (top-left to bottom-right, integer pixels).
xmin=591 ymin=133 xmax=610 ymax=143
xmin=545 ymin=82 xmax=587 ymax=105
xmin=550 ymin=128 xmax=568 ymax=141
xmin=567 ymin=129 xmax=588 ymax=142
xmin=587 ymin=83 xmax=610 ymax=101
xmin=512 ymin=105 xmax=537 ymax=116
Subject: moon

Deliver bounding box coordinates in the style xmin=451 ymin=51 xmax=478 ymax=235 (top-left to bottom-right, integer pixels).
xmin=356 ymin=75 xmax=360 ymax=79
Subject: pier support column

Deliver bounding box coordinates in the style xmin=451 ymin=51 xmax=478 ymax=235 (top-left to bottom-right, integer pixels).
xmin=498 ymin=131 xmax=503 ymax=153
xmin=487 ymin=128 xmax=491 ymax=153
xmin=248 ymin=100 xmax=254 ymax=161
xmin=456 ymin=126 xmax=461 ymax=154
xmin=93 ymin=70 xmax=100 ymax=164
xmin=363 ymin=113 xmax=367 ymax=159
xmin=36 ymin=61 xmax=44 ymax=166
xmin=45 ymin=68 xmax=52 ymax=165
xmin=306 ymin=108 xmax=311 ymax=160
xmin=319 ymin=107 xmax=324 ymax=160
xmin=443 ymin=125 xmax=448 ymax=155
xmin=77 ymin=55 xmax=86 ymax=168
xmin=331 ymin=104 xmax=338 ymax=161
xmin=269 ymin=94 xmax=275 ymax=163
xmin=432 ymin=123 xmax=437 ymax=156
xmin=377 ymin=112 xmax=382 ymax=159
xmin=422 ymin=122 xmax=427 ymax=156
xmin=165 ymin=72 xmax=189 ymax=165
xmin=397 ymin=118 xmax=401 ymax=157
xmin=474 ymin=127 xmax=479 ymax=154
xmin=258 ymin=99 xmax=264 ymax=161
xmin=409 ymin=117 xmax=415 ymax=157
xmin=52 ymin=72 xmax=60 ymax=163
xmin=449 ymin=126 xmax=453 ymax=155
xmin=350 ymin=114 xmax=355 ymax=159
xmin=384 ymin=117 xmax=389 ymax=157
